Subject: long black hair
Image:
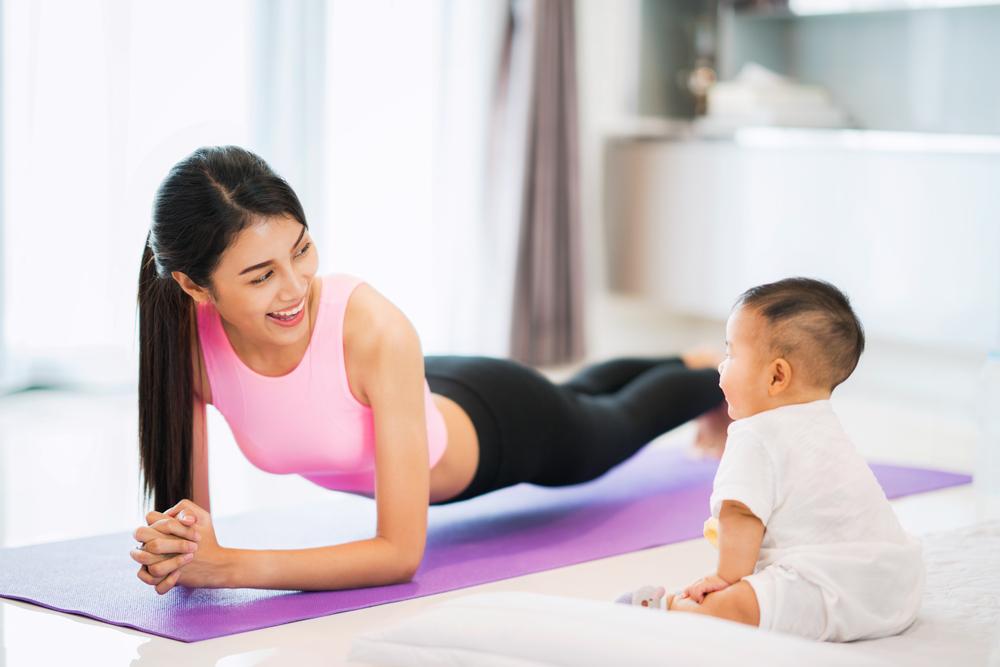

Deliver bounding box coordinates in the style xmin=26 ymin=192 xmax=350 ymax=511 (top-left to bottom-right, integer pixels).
xmin=138 ymin=146 xmax=307 ymax=511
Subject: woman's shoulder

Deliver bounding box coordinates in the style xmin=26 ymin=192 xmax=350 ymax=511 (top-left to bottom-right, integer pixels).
xmin=341 ymin=278 xmax=407 ymax=330
xmin=338 ymin=277 xmax=420 ymax=404
xmin=318 ymin=272 xmax=365 ymax=305
xmin=341 ymin=278 xmax=418 ymax=354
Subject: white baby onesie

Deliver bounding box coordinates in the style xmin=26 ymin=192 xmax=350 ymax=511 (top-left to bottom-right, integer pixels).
xmin=709 ymin=399 xmax=925 ymax=642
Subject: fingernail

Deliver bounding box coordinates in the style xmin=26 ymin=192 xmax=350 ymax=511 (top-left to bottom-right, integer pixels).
xmin=193 ymin=530 xmax=201 ymax=541
xmin=183 ymin=553 xmax=194 ymax=561
xmin=187 ymin=542 xmax=198 ymax=552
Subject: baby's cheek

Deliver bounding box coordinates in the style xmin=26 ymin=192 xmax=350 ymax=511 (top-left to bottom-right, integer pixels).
xmin=719 ymin=379 xmax=744 ymax=419
xmin=718 ymin=371 xmax=735 ymax=402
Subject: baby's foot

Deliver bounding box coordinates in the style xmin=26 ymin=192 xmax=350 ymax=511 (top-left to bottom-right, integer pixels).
xmin=615 ymin=584 xmax=667 ymax=610
xmin=694 ymin=401 xmax=732 ymax=459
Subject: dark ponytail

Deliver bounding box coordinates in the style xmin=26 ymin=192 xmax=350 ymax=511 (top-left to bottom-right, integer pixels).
xmin=138 ymin=241 xmax=194 ymax=512
xmin=138 ymin=146 xmax=307 ymax=511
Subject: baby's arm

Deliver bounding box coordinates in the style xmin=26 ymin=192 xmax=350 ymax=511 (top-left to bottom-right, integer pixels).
xmin=661 ymin=500 xmax=764 ymax=626
xmin=716 ymin=499 xmax=764 ymax=585
xmin=679 ymin=500 xmax=764 ymax=603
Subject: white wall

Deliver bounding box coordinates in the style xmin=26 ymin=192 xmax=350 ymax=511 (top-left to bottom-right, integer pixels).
xmin=575 ymin=0 xmax=642 ymax=300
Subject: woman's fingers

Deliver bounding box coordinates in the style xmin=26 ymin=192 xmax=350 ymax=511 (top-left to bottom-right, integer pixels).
xmin=164 ymin=499 xmax=210 ymax=527
xmin=146 ymin=552 xmax=195 ymax=579
xmin=145 ymin=510 xmax=172 ymax=525
xmin=148 ymin=509 xmax=197 ymax=528
xmin=132 ymin=501 xmax=204 ymax=581
xmin=132 ymin=527 xmax=198 ymax=555
xmin=134 ymin=523 xmax=199 ymax=547
xmin=137 ymin=565 xmax=163 ymax=586
xmin=130 ymin=547 xmax=171 ymax=567
xmin=151 ymin=516 xmax=200 ymax=542
xmin=164 ymin=499 xmax=199 ymax=519
xmin=155 ymin=568 xmax=183 ymax=595
xmin=137 ymin=563 xmax=181 ymax=595
xmin=136 ymin=515 xmax=199 ymax=542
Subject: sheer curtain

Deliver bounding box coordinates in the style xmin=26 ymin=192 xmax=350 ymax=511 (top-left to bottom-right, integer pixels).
xmin=1 ymin=0 xmax=255 ymax=390
xmin=1 ymin=0 xmax=513 ymax=392
xmin=321 ymin=0 xmax=509 ymax=356
xmin=508 ymin=0 xmax=585 ymax=366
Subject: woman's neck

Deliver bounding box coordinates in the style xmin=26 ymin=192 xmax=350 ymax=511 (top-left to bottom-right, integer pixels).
xmin=220 ymin=276 xmax=322 ymax=377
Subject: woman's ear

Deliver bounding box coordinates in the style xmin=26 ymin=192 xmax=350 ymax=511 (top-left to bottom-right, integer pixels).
xmin=767 ymin=358 xmax=792 ymax=396
xmin=171 ymin=271 xmax=211 ymax=304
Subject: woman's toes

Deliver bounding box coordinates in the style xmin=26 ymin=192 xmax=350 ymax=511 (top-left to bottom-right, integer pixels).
xmin=681 ymin=347 xmax=724 ymax=370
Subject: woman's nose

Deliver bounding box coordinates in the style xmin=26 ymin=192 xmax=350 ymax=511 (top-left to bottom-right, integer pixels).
xmin=279 ymin=271 xmax=307 ymax=301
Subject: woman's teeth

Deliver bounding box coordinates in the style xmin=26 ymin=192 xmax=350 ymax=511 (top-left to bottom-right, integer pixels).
xmin=267 ymin=300 xmax=304 ymax=320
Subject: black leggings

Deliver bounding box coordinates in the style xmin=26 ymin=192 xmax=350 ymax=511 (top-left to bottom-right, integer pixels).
xmin=425 ymin=355 xmax=723 ymax=504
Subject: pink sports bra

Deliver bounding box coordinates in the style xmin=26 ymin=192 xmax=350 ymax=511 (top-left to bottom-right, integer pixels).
xmin=195 ymin=273 xmax=448 ymax=494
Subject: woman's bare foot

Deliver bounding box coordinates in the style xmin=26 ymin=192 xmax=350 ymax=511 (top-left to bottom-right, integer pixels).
xmin=680 ymin=346 xmax=729 ymax=458
xmin=680 ymin=346 xmax=723 ymax=371
xmin=694 ymin=401 xmax=731 ymax=459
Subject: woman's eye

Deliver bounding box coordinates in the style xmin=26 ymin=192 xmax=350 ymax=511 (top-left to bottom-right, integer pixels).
xmin=251 ymin=270 xmax=274 ymax=285
xmin=295 ymin=242 xmax=311 ymax=258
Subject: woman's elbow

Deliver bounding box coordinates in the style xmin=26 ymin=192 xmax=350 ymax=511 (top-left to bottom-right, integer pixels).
xmin=395 ymin=558 xmax=422 ymax=583
xmin=391 ymin=548 xmax=424 ymax=584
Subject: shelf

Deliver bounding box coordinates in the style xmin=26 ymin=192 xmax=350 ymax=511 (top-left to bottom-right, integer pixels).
xmin=606 ymin=118 xmax=1000 ymax=155
xmin=730 ymin=127 xmax=1000 ymax=154
xmin=729 ymin=0 xmax=1000 ymax=17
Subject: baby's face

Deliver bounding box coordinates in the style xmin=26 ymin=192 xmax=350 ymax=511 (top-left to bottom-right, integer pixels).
xmin=718 ymin=307 xmax=774 ymax=420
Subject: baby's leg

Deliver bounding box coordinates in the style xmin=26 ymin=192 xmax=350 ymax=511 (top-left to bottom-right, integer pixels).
xmin=667 ymin=581 xmax=760 ymax=627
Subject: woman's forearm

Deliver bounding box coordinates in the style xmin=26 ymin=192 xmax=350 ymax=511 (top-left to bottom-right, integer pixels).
xmin=221 ymin=536 xmax=421 ymax=591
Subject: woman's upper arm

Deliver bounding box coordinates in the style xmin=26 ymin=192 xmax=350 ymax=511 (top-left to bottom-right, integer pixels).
xmin=190 ymin=327 xmax=211 ymax=511
xmin=347 ymin=285 xmax=430 ymax=577
xmin=191 ymin=398 xmax=210 ymax=512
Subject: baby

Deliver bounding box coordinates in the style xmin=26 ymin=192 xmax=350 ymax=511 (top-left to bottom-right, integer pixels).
xmin=618 ymin=277 xmax=924 ymax=642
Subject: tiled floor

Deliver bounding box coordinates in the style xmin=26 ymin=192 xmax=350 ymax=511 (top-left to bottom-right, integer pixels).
xmin=0 ymin=292 xmax=989 ymax=665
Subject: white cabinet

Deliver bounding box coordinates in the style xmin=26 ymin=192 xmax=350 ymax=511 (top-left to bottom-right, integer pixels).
xmin=604 ymin=129 xmax=1000 ymax=348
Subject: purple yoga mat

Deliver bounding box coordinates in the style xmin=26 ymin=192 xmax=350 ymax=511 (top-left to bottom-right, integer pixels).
xmin=0 ymin=446 xmax=970 ymax=642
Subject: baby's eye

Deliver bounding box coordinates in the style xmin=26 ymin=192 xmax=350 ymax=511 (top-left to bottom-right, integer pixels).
xmin=295 ymin=242 xmax=311 ymax=258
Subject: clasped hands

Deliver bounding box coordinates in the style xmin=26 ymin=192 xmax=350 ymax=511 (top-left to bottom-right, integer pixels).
xmin=130 ymin=499 xmax=226 ymax=595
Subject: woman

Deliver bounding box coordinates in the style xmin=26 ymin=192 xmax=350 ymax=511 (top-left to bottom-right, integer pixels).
xmin=131 ymin=146 xmax=726 ymax=595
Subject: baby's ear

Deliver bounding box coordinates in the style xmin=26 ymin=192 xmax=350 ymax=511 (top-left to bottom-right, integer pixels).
xmin=767 ymin=358 xmax=792 ymax=396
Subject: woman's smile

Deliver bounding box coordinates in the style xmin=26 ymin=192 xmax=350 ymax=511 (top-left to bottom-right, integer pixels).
xmin=266 ymin=297 xmax=306 ymax=326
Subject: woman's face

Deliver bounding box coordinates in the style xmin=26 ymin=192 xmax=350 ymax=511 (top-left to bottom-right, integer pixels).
xmin=209 ymin=215 xmax=318 ymax=349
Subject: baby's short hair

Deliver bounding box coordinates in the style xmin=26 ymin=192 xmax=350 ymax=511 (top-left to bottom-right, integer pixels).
xmin=734 ymin=277 xmax=865 ymax=390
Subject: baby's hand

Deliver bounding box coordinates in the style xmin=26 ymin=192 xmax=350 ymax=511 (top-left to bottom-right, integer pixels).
xmin=679 ymin=574 xmax=731 ymax=604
